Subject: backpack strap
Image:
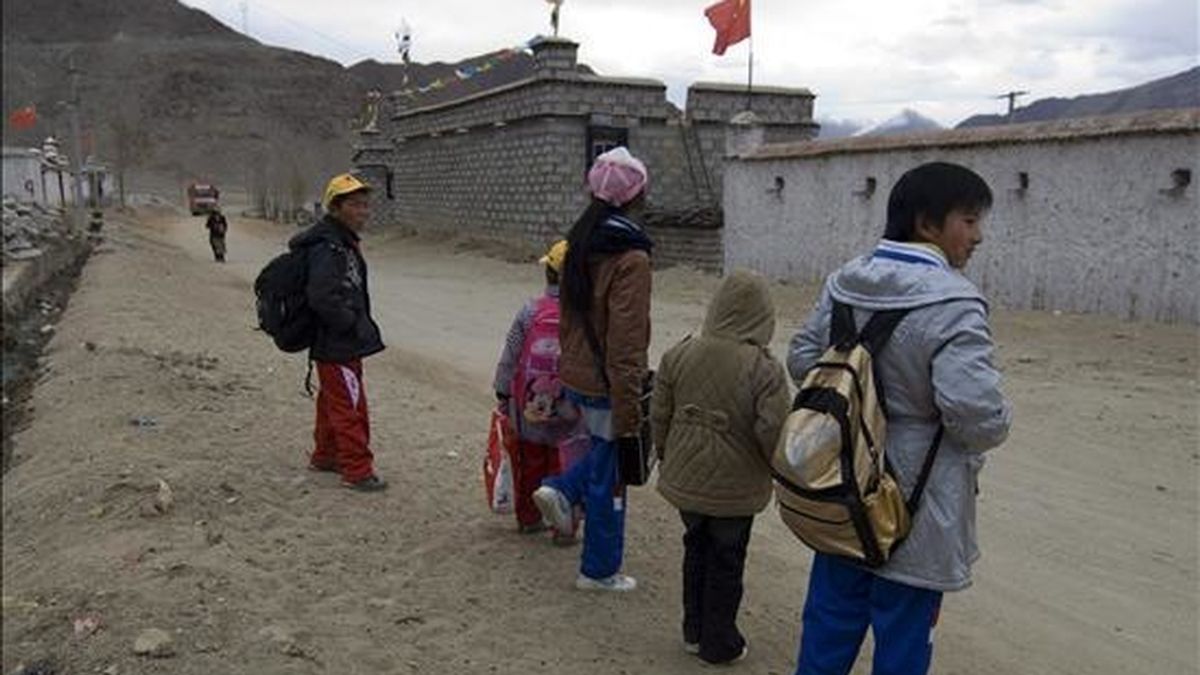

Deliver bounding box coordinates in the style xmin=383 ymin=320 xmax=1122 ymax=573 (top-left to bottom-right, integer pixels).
xmin=829 ymin=301 xmax=857 ymax=349
xmin=857 ymin=308 xmax=911 ymax=355
xmin=905 ymin=425 xmax=944 ymax=514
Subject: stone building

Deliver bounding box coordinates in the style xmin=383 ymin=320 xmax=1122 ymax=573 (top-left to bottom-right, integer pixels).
xmin=722 ymin=109 xmax=1200 ymax=323
xmin=353 ymin=36 xmax=816 ymax=271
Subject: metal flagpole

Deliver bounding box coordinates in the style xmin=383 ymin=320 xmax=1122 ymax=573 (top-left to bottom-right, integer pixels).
xmin=67 ymin=57 xmax=86 ymax=230
xmin=745 ymin=1 xmax=754 ymax=111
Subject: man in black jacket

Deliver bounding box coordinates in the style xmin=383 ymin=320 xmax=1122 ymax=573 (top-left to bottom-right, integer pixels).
xmin=289 ymin=173 xmax=387 ymax=491
xmin=205 ymin=207 xmax=228 ymax=262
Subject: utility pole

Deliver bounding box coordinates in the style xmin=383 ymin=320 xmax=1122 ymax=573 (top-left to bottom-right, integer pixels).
xmin=67 ymin=57 xmax=86 ymax=230
xmin=996 ymin=90 xmax=1029 ymax=118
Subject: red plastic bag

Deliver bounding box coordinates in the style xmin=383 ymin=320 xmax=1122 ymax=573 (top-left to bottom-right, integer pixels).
xmin=484 ymin=408 xmax=515 ymax=513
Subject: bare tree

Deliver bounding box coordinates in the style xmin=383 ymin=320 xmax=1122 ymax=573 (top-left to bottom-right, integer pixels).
xmin=107 ymin=110 xmax=152 ymax=208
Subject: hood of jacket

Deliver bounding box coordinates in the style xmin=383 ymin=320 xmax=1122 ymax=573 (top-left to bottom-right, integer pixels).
xmin=587 ymin=212 xmax=654 ymax=256
xmin=702 ymin=269 xmax=775 ymax=346
xmin=288 ymin=216 xmax=358 ymax=251
xmin=829 ymin=240 xmax=986 ymax=311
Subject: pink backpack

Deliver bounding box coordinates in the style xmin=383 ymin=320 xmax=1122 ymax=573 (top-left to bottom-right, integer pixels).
xmin=511 ymin=294 xmax=579 ymax=442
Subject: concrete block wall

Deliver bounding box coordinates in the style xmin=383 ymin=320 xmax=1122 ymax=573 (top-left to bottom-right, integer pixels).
xmin=375 ymin=116 xmax=587 ymax=243
xmin=645 ymin=224 xmax=723 ymax=273
xmin=687 ymin=83 xmax=816 ymax=125
xmin=355 ymin=39 xmax=818 ymax=271
xmin=684 ymin=85 xmax=819 ymax=207
xmin=723 ymin=129 xmax=1200 ymax=323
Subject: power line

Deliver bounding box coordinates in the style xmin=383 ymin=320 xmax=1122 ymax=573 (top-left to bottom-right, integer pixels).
xmin=247 ymin=1 xmax=376 ymax=62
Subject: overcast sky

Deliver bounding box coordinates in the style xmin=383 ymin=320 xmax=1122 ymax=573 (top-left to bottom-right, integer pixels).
xmin=181 ymin=0 xmax=1198 ymax=126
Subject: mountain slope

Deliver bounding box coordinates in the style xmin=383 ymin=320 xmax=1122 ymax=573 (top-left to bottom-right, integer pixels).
xmin=2 ymin=0 xmax=363 ymax=200
xmin=957 ymin=67 xmax=1200 ymax=128
xmin=855 ymin=108 xmax=944 ymax=137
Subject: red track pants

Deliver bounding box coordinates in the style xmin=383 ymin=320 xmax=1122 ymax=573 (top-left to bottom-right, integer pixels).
xmin=512 ymin=440 xmax=562 ymax=528
xmin=310 ymin=359 xmax=375 ymax=482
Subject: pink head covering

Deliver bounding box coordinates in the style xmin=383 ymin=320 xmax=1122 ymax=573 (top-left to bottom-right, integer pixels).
xmin=587 ymin=147 xmax=648 ymax=207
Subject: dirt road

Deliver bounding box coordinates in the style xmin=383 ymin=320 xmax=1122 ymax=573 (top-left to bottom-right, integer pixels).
xmin=3 ymin=209 xmax=1197 ymax=675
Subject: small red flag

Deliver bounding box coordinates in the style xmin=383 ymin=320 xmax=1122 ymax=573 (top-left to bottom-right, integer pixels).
xmin=8 ymin=105 xmax=37 ymax=130
xmin=705 ymin=0 xmax=751 ymax=56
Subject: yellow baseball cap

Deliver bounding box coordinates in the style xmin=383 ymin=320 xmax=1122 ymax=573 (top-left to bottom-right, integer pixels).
xmin=540 ymin=240 xmax=568 ymax=273
xmin=322 ymin=173 xmax=371 ymax=209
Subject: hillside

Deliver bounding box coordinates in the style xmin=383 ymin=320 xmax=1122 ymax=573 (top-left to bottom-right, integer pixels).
xmin=1 ymin=1 xmax=575 ymax=206
xmin=957 ymin=66 xmax=1200 ymax=128
xmin=854 ymin=108 xmax=944 ymax=137
xmin=2 ymin=0 xmax=369 ymax=204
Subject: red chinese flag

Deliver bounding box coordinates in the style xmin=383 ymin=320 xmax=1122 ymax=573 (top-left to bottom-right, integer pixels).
xmin=705 ymin=0 xmax=751 ymax=56
xmin=8 ymin=105 xmax=37 ymax=130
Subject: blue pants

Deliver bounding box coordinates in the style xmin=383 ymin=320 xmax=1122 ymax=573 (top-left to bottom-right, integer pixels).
xmin=796 ymin=553 xmax=942 ymax=675
xmin=543 ymin=392 xmax=625 ymax=580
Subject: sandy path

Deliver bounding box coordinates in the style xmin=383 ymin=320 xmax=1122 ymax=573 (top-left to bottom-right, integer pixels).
xmin=2 ymin=209 xmax=1197 ymax=675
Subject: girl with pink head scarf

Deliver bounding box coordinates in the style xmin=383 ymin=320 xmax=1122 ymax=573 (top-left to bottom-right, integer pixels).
xmin=532 ymin=146 xmax=654 ymax=593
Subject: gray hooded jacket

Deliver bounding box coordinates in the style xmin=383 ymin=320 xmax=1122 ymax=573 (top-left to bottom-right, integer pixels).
xmin=788 ymin=240 xmax=1012 ymax=591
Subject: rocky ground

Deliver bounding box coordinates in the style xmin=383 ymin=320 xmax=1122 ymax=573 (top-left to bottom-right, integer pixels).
xmin=1 ymin=207 xmax=1197 ymax=675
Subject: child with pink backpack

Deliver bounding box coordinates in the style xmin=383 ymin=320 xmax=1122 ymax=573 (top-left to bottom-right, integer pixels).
xmin=493 ymin=240 xmax=581 ymax=543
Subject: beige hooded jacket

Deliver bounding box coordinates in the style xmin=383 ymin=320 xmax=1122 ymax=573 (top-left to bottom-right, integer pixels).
xmin=653 ymin=270 xmax=791 ymax=517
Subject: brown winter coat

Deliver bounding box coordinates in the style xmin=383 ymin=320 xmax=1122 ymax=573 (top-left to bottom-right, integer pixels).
xmin=558 ymin=249 xmax=652 ymax=436
xmin=653 ymin=270 xmax=790 ymax=517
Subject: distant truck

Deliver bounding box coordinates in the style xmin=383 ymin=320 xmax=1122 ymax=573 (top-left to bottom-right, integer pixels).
xmin=186 ymin=183 xmax=220 ymax=215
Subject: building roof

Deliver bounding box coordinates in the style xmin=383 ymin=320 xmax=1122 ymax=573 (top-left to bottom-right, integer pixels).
xmin=740 ymin=108 xmax=1200 ymax=161
xmin=2 ymin=147 xmax=40 ymax=158
xmin=689 ymin=81 xmax=814 ymax=97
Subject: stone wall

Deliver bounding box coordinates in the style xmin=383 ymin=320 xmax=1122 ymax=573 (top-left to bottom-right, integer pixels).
xmin=354 ymin=37 xmax=817 ymax=272
xmin=645 ymin=224 xmax=723 ymax=273
xmin=723 ymin=111 xmax=1200 ymax=323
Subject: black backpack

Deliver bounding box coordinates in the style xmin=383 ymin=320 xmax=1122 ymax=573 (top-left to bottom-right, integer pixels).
xmin=254 ymin=247 xmax=316 ymax=353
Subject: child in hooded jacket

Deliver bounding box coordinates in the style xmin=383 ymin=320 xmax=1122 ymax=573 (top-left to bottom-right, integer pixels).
xmin=493 ymin=241 xmax=579 ymax=541
xmin=652 ymin=269 xmax=791 ymax=665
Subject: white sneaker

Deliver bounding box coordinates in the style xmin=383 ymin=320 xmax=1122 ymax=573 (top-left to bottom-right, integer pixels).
xmin=532 ymin=486 xmax=572 ymax=533
xmin=575 ymin=573 xmax=637 ymax=592
xmin=683 ymin=642 xmax=700 ymax=655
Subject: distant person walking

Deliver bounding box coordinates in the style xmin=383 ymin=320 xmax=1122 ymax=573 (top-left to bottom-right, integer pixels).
xmin=290 ymin=173 xmax=387 ymax=492
xmin=787 ymin=162 xmax=1012 ymax=675
xmin=652 ymin=270 xmax=790 ymax=665
xmin=533 ymin=147 xmax=653 ymax=592
xmin=205 ymin=207 xmax=228 ymax=262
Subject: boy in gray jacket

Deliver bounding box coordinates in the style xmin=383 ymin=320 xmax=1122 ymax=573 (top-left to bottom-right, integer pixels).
xmin=788 ymin=162 xmax=1012 ymax=675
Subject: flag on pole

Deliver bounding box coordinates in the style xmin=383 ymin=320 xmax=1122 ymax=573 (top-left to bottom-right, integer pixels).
xmin=704 ymin=0 xmax=751 ymax=55
xmin=8 ymin=105 xmax=37 ymax=130
xmin=546 ymin=0 xmax=564 ymax=37
xmin=395 ymin=20 xmax=412 ymax=65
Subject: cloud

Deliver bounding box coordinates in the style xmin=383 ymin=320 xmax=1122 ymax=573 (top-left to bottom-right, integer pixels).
xmin=181 ymin=0 xmax=1199 ymax=128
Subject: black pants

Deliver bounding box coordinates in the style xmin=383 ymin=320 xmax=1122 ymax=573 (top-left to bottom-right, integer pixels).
xmin=209 ymin=235 xmax=226 ymax=262
xmin=680 ymin=510 xmax=753 ymax=663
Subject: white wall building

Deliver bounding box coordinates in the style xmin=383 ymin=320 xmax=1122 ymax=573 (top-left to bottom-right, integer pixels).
xmin=723 ymin=109 xmax=1200 ymax=324
xmin=2 ymin=147 xmax=47 ymax=203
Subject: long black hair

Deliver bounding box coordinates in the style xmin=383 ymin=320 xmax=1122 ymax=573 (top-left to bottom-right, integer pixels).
xmin=562 ymin=198 xmax=617 ymax=317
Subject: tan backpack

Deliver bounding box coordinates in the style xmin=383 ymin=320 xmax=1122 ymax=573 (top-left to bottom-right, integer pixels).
xmin=772 ymin=302 xmax=942 ymax=568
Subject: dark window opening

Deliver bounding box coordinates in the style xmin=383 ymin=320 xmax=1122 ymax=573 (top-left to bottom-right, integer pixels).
xmin=1172 ymin=168 xmax=1192 ymax=189
xmin=586 ymin=125 xmax=629 ymax=170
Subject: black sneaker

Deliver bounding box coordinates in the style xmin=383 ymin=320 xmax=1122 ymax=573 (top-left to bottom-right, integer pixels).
xmin=341 ymin=475 xmax=388 ymax=492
